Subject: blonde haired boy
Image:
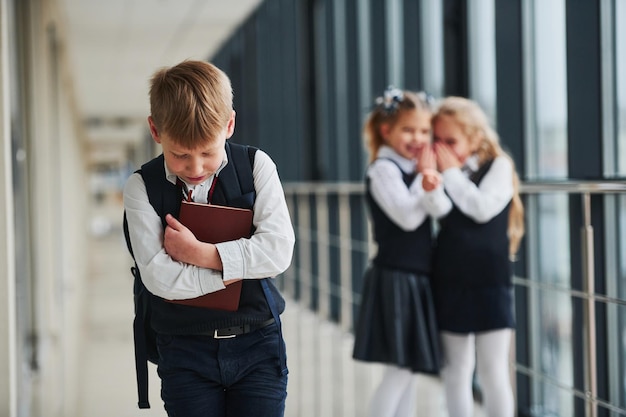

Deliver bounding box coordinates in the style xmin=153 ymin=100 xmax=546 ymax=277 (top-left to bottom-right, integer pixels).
xmin=124 ymin=60 xmax=294 ymax=417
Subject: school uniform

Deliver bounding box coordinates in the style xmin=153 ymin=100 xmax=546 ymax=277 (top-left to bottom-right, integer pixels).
xmin=432 ymin=154 xmax=515 ymax=333
xmin=352 ymin=146 xmax=450 ymax=374
xmin=432 ymin=153 xmax=517 ymax=417
xmin=123 ymin=143 xmax=295 ymax=417
xmin=124 ymin=147 xmax=294 ymax=302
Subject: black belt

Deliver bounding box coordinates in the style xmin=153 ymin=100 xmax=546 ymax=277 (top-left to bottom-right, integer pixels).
xmin=212 ymin=318 xmax=275 ymax=339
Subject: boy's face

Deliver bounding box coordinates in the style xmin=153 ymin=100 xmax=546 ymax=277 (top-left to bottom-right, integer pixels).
xmin=148 ymin=112 xmax=235 ymax=185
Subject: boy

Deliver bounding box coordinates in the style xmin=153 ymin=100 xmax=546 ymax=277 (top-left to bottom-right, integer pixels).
xmin=123 ymin=60 xmax=295 ymax=417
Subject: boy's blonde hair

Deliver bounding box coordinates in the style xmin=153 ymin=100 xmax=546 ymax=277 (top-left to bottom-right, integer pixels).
xmin=432 ymin=96 xmax=525 ymax=257
xmin=363 ymin=89 xmax=433 ymax=163
xmin=149 ymin=60 xmax=233 ymax=148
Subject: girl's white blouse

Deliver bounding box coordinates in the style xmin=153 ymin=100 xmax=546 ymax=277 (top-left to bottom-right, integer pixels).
xmin=367 ymin=146 xmax=452 ymax=231
xmin=441 ymin=154 xmax=514 ymax=223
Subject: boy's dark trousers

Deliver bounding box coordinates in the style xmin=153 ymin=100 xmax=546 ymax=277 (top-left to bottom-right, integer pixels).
xmin=157 ymin=322 xmax=287 ymax=417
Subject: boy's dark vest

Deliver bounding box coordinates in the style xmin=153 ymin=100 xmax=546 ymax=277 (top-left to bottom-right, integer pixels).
xmin=433 ymin=159 xmax=512 ymax=288
xmin=123 ymin=142 xmax=286 ymax=409
xmin=366 ymin=159 xmax=433 ymax=275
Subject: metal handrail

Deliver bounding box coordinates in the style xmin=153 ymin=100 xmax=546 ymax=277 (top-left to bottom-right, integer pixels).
xmin=282 ymin=179 xmax=626 ymax=417
xmin=283 ymin=179 xmax=626 ymax=195
xmin=520 ymin=180 xmax=626 ymax=194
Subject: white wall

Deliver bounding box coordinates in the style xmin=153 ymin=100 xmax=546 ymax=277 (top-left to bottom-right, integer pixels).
xmin=0 ymin=0 xmax=18 ymax=414
xmin=0 ymin=0 xmax=90 ymax=415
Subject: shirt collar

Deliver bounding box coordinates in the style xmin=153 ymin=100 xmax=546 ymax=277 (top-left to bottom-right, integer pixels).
xmin=378 ymin=145 xmax=416 ymax=173
xmin=463 ymin=153 xmax=480 ymax=173
xmin=164 ymin=150 xmax=229 ymax=186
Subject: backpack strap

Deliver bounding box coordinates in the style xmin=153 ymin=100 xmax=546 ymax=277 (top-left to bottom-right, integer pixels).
xmin=260 ymin=280 xmax=288 ymax=376
xmin=227 ymin=141 xmax=257 ymax=196
xmin=211 ymin=142 xmax=257 ymax=207
xmin=132 ymin=155 xmax=181 ymax=409
xmin=228 ymin=143 xmax=287 ymax=375
xmin=141 ymin=154 xmax=180 ymax=224
xmin=123 ymin=157 xmax=179 ymax=410
xmin=123 ymin=212 xmax=153 ymax=409
xmin=132 ymin=267 xmax=152 ymax=409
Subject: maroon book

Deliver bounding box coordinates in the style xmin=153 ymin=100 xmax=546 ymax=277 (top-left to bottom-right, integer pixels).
xmin=166 ymin=201 xmax=253 ymax=311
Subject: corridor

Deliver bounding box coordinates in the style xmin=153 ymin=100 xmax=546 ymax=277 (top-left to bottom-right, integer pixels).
xmin=76 ymin=196 xmax=481 ymax=416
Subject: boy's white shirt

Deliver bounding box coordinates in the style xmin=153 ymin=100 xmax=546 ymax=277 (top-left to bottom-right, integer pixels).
xmin=441 ymin=154 xmax=514 ymax=223
xmin=367 ymin=145 xmax=452 ymax=231
xmin=123 ymin=148 xmax=295 ymax=300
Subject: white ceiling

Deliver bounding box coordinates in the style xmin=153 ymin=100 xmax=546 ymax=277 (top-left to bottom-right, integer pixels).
xmin=58 ymin=0 xmax=262 ymax=163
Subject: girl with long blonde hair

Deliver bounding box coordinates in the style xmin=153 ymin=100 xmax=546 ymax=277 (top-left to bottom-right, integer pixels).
xmin=430 ymin=96 xmax=524 ymax=417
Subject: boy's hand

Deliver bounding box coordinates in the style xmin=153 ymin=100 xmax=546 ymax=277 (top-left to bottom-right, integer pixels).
xmin=163 ymin=214 xmax=223 ymax=271
xmin=164 ymin=214 xmax=199 ymax=263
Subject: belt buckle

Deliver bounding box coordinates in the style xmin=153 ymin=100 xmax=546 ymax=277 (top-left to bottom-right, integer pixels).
xmin=213 ymin=329 xmax=237 ymax=339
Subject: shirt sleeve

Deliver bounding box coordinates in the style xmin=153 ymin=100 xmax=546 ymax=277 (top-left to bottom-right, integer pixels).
xmin=123 ymin=172 xmax=227 ymax=300
xmin=216 ymin=150 xmax=296 ymax=281
xmin=421 ymin=185 xmax=453 ymax=219
xmin=441 ymin=156 xmax=514 ymax=223
xmin=367 ymin=159 xmax=430 ymax=231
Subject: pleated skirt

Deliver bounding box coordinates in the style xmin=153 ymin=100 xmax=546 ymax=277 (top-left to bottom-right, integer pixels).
xmin=352 ymin=265 xmax=441 ymax=374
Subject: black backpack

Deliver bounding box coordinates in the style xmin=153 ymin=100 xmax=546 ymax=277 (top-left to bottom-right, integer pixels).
xmin=123 ymin=142 xmax=256 ymax=409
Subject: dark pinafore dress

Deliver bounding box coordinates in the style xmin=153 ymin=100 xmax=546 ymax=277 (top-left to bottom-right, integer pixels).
xmin=431 ymin=159 xmax=515 ymax=334
xmin=352 ymin=162 xmax=441 ymax=374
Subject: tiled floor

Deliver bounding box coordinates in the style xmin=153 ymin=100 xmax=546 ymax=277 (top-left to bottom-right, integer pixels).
xmin=76 ymin=200 xmax=483 ymax=416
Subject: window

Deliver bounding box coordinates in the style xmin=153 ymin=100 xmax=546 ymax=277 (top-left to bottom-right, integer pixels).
xmin=617 ymin=0 xmax=626 ymax=175
xmin=523 ymin=1 xmax=573 ymax=415
xmin=467 ymin=0 xmax=496 ymax=120
xmin=618 ymin=196 xmax=626 ymax=408
xmin=609 ymin=6 xmax=626 ymax=408
xmin=526 ymin=0 xmax=568 ymax=179
xmin=420 ymin=0 xmax=444 ymax=97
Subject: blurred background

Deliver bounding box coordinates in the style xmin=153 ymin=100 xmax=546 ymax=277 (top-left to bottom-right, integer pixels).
xmin=1 ymin=0 xmax=626 ymax=416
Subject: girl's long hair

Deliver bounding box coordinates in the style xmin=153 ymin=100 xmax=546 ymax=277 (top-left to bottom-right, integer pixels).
xmin=432 ymin=96 xmax=525 ymax=257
